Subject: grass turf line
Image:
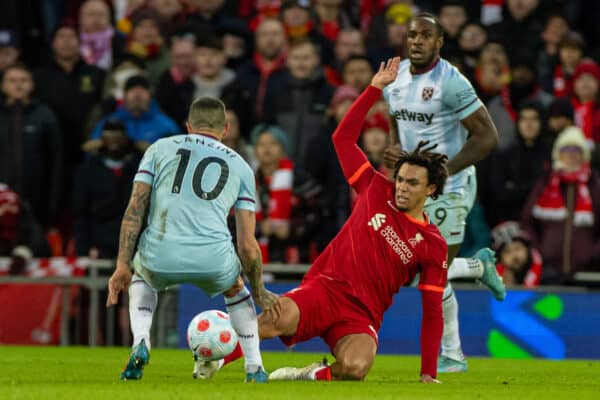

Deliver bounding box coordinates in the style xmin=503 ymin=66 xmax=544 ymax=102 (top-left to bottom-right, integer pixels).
xmin=0 ymin=346 xmax=598 ymax=400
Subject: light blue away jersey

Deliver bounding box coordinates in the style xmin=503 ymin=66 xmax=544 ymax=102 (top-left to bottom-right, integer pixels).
xmin=133 ymin=134 xmax=256 ymax=274
xmin=383 ymin=58 xmax=483 ymax=194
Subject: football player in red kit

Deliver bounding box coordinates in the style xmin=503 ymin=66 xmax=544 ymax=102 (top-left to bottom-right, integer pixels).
xmin=265 ymin=57 xmax=449 ymax=383
xmin=210 ymin=58 xmax=448 ymax=383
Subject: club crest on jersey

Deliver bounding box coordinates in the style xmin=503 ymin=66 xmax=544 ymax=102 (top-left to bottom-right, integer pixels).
xmin=368 ymin=213 xmax=386 ymax=231
xmin=408 ymin=232 xmax=424 ymax=247
xmin=422 ymin=87 xmax=434 ymax=101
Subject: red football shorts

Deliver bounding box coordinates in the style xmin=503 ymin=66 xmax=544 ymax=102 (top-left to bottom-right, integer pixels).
xmin=280 ymin=278 xmax=379 ymax=353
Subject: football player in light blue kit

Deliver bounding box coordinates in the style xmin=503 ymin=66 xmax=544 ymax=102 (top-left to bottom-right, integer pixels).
xmin=106 ymin=97 xmax=280 ymax=382
xmin=383 ymin=13 xmax=506 ymax=373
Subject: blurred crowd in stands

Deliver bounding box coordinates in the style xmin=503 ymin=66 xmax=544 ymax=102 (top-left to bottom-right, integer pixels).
xmin=2 ymin=0 xmax=600 ymax=287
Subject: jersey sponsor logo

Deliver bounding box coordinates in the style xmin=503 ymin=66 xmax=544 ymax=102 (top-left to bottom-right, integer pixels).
xmin=391 ymin=109 xmax=434 ymax=125
xmin=368 ymin=213 xmax=387 ymax=231
xmin=380 ymin=225 xmax=414 ymax=264
xmin=408 ymin=232 xmax=424 ymax=247
xmin=422 ymin=87 xmax=434 ymax=101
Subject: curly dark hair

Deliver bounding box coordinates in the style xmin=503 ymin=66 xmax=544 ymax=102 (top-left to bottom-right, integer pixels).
xmin=393 ymin=141 xmax=449 ymax=200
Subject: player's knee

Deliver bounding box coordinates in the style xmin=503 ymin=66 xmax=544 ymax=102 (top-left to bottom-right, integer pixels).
xmin=338 ymin=356 xmax=371 ymax=380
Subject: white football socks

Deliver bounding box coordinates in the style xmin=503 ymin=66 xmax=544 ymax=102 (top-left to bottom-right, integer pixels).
xmin=441 ymin=283 xmax=465 ymax=361
xmin=225 ymin=285 xmax=263 ymax=373
xmin=128 ymin=275 xmax=157 ymax=351
xmin=447 ymin=257 xmax=484 ymax=280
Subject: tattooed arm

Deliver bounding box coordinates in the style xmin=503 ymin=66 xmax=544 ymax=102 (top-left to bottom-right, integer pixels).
xmin=106 ymin=182 xmax=152 ymax=307
xmin=235 ymin=208 xmax=280 ymax=318
xmin=117 ymin=182 xmax=152 ymax=266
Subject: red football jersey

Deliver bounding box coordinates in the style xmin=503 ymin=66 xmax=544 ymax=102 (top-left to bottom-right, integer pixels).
xmin=308 ymin=85 xmax=448 ymax=377
xmin=304 ymin=169 xmax=448 ymax=326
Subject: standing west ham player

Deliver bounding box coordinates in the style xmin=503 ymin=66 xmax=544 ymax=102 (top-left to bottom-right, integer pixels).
xmin=383 ymin=13 xmax=505 ymax=373
xmin=213 ymin=58 xmax=451 ymax=383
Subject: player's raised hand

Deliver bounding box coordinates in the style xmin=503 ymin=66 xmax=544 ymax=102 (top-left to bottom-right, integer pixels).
xmin=371 ymin=57 xmax=401 ymax=90
xmin=106 ymin=263 xmax=132 ymax=307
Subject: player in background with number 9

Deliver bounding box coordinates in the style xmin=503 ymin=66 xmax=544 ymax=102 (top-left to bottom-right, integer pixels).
xmin=106 ymin=97 xmax=280 ymax=383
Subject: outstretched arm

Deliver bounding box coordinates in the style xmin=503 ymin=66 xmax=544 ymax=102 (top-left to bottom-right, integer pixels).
xmin=107 ymin=182 xmax=151 ymax=306
xmin=332 ymin=57 xmax=400 ymax=190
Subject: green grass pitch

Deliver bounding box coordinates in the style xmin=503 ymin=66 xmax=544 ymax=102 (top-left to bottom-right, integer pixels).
xmin=1 ymin=346 xmax=598 ymax=399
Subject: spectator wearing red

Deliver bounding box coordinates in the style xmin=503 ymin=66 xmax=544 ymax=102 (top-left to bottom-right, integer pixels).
xmin=0 ymin=183 xmax=50 ymax=275
xmin=360 ymin=111 xmax=390 ymax=174
xmin=522 ymin=127 xmax=600 ymax=284
xmin=125 ymin=9 xmax=170 ymax=88
xmin=492 ymin=221 xmax=542 ymax=288
xmin=251 ymin=124 xmax=294 ymax=263
xmin=324 ymin=28 xmax=366 ymax=86
xmin=280 ymin=0 xmax=334 ymax=65
xmin=536 ymin=14 xmax=569 ymax=95
xmin=312 ymin=0 xmax=353 ymax=43
xmin=222 ymin=18 xmax=288 ymax=135
xmin=552 ymin=31 xmax=585 ymax=98
xmin=571 ymin=60 xmax=600 ymax=147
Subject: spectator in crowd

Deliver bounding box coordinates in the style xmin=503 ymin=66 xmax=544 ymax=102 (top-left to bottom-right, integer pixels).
xmin=342 ymin=55 xmax=374 ymax=92
xmin=304 ymin=84 xmax=357 ymax=251
xmin=74 ymin=119 xmax=140 ymax=259
xmin=0 ymin=183 xmax=51 ymax=275
xmin=0 ymin=63 xmax=63 ymax=227
xmin=547 ymin=97 xmax=575 ymax=139
xmin=155 ymin=33 xmax=197 ymax=131
xmin=550 ymin=31 xmax=585 ymax=98
xmin=438 ymin=0 xmax=468 ymax=60
xmin=263 ymin=39 xmax=333 ymax=168
xmin=487 ymin=101 xmax=551 ymax=226
xmin=536 ymin=14 xmax=570 ymax=95
xmin=0 ymin=30 xmax=20 ymax=74
xmin=280 ymin=0 xmax=333 ymax=65
xmin=324 ymin=28 xmax=365 ymax=86
xmin=192 ymin=34 xmax=235 ymax=100
xmin=487 ymin=52 xmax=553 ymax=150
xmin=35 ymin=24 xmax=106 ymax=174
xmin=223 ymin=18 xmax=288 ymax=135
xmin=570 ymin=60 xmax=600 ymax=147
xmin=488 ymin=0 xmax=544 ymax=55
xmin=125 ymin=9 xmax=170 ymax=88
xmin=182 ymin=0 xmax=245 ymax=34
xmin=492 ymin=221 xmax=542 ymax=288
xmin=457 ymin=21 xmax=488 ymax=80
xmin=360 ymin=111 xmax=390 ymax=173
xmin=522 ymin=126 xmax=600 ymax=284
xmin=367 ymin=2 xmax=412 ymax=61
xmin=79 ymin=0 xmax=121 ymax=70
xmin=223 ymin=108 xmax=254 ymax=165
xmin=87 ymin=75 xmax=178 ymax=152
xmin=312 ymin=0 xmax=353 ymax=43
xmin=472 ymin=41 xmax=510 ymax=103
xmin=220 ymin=20 xmax=252 ymax=70
xmin=252 ymin=124 xmax=294 ymax=263
xmin=147 ymin=0 xmax=186 ymax=38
